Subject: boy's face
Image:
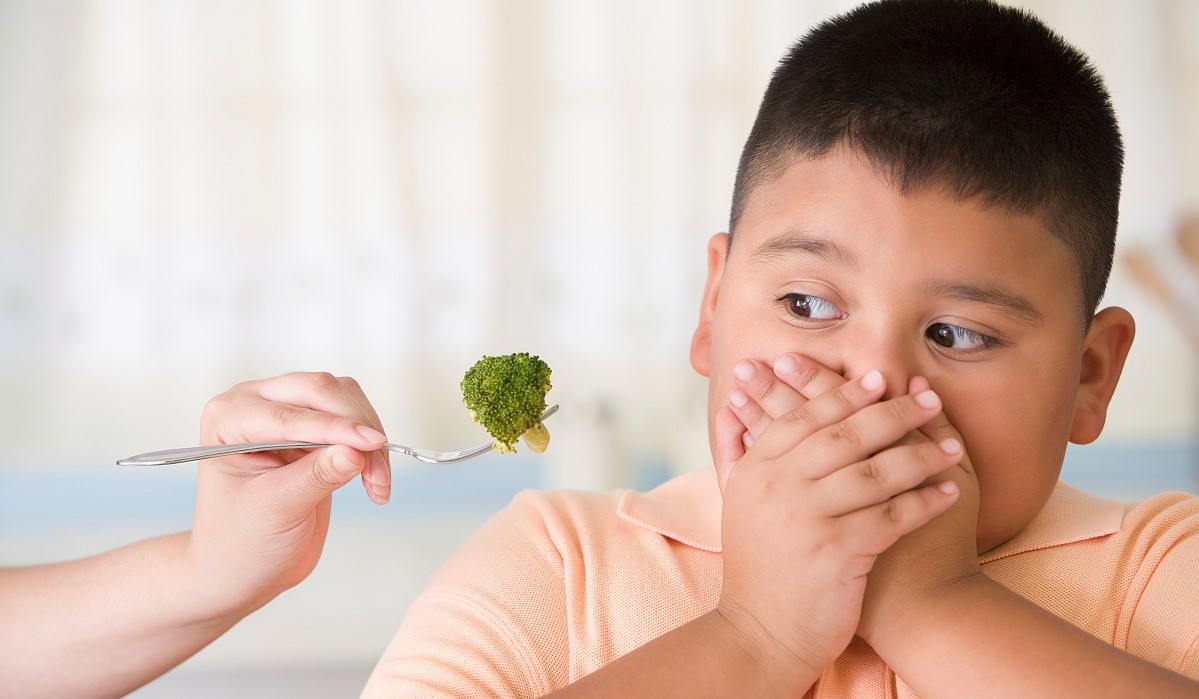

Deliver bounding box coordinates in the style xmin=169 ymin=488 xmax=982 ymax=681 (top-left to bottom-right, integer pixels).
xmin=691 ymin=148 xmax=1129 ymax=553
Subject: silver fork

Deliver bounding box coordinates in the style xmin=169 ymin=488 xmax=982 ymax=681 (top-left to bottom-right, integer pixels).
xmin=117 ymin=404 xmax=559 ymax=466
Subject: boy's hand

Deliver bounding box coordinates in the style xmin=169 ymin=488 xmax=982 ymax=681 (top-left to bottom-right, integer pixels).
xmin=714 ymin=357 xmax=962 ymax=682
xmin=855 ymin=374 xmax=984 ymax=648
xmin=723 ymin=356 xmax=983 ymax=650
xmin=188 ymin=372 xmax=392 ymax=616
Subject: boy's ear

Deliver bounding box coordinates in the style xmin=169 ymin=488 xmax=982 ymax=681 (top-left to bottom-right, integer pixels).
xmin=1070 ymin=306 xmax=1136 ymax=444
xmin=690 ymin=233 xmax=730 ymax=378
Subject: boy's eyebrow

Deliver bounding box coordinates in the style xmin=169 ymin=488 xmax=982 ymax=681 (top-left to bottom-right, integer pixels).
xmin=747 ymin=231 xmax=859 ymax=268
xmin=748 ymin=231 xmax=1043 ymax=325
xmin=924 ymin=281 xmax=1044 ymax=325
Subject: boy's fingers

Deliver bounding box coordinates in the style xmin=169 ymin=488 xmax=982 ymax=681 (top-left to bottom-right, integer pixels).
xmin=728 ymin=386 xmax=770 ymax=440
xmin=907 ymin=375 xmax=975 ymax=476
xmin=776 ymin=384 xmax=938 ymax=478
xmin=773 ymin=353 xmax=850 ymax=401
xmin=714 ymin=406 xmax=747 ymax=491
xmin=728 ymin=354 xmax=854 ymax=440
xmin=816 ymin=439 xmax=962 ymax=515
xmin=754 ymin=369 xmax=888 ymax=460
xmin=732 ymin=359 xmax=805 ymax=429
xmin=844 ymin=479 xmax=960 ymax=554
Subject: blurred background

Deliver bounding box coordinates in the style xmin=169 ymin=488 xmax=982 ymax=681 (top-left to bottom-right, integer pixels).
xmin=1 ymin=0 xmax=1197 ymax=696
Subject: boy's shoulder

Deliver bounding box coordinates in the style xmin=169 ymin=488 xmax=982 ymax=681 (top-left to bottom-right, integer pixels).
xmin=498 ymin=467 xmax=724 ymax=553
xmin=982 ymin=482 xmax=1199 ymax=663
xmin=982 ymin=482 xmax=1125 ymax=564
xmin=1119 ymin=489 xmax=1199 ymax=545
xmin=984 ymin=482 xmax=1199 ymax=567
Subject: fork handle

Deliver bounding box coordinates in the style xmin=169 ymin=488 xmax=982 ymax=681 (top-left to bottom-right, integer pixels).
xmin=118 ymin=403 xmax=560 ymax=466
xmin=117 ymin=442 xmax=333 ymax=466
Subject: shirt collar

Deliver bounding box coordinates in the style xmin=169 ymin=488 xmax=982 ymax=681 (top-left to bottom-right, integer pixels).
xmin=616 ymin=470 xmax=1124 ymax=559
xmin=616 ymin=467 xmax=724 ymax=552
xmin=979 ymin=480 xmax=1124 ymax=563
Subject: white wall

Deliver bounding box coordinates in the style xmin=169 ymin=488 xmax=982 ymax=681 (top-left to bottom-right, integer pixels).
xmin=1 ymin=1 xmax=1197 ymax=694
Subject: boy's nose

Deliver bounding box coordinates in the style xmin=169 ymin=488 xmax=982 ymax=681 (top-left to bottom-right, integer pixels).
xmin=832 ymin=338 xmax=917 ymax=400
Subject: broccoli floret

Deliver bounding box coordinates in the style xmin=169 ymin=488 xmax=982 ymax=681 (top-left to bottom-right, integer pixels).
xmin=461 ymin=352 xmax=552 ymax=454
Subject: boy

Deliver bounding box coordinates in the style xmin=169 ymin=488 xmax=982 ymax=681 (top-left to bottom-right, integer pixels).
xmin=362 ymin=1 xmax=1199 ymax=696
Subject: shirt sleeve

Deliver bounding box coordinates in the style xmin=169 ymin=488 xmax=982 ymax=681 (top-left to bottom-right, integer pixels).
xmin=360 ymin=491 xmax=574 ymax=699
xmin=1121 ymin=493 xmax=1199 ymax=681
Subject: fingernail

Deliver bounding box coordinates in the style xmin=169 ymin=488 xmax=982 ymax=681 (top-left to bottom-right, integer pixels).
xmin=915 ymin=389 xmax=940 ymax=409
xmin=773 ymin=354 xmax=798 ymax=376
xmin=733 ymin=361 xmax=755 ymax=381
xmin=369 ymin=451 xmax=391 ymax=487
xmin=729 ymin=389 xmax=749 ymax=408
xmin=860 ymin=370 xmax=884 ymax=391
xmin=357 ymin=425 xmax=387 ymax=443
xmin=742 ymin=432 xmax=754 ymax=449
xmin=938 ymin=438 xmax=961 ymax=454
xmin=937 ymin=480 xmax=958 ymax=495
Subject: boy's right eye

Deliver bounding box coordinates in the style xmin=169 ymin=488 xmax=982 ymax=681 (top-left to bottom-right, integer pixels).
xmin=777 ymin=293 xmax=845 ymax=321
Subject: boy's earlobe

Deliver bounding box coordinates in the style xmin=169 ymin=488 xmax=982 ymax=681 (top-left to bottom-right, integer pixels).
xmin=1070 ymin=307 xmax=1136 ymax=444
xmin=690 ymin=233 xmax=730 ymax=378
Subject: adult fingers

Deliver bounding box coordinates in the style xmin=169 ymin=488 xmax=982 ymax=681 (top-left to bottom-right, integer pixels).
xmin=204 ymin=373 xmax=394 ymax=504
xmin=363 ymin=451 xmax=391 ymax=505
xmin=202 ymin=391 xmax=387 ymax=454
xmin=224 ymin=372 xmax=389 ymax=441
xmin=236 ymin=372 xmax=373 ymax=418
xmin=274 ymin=444 xmax=369 ymax=514
xmin=330 ymin=376 xmax=393 ymax=500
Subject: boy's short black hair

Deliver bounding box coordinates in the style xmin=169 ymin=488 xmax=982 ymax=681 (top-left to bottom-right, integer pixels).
xmin=731 ymin=0 xmax=1123 ymax=321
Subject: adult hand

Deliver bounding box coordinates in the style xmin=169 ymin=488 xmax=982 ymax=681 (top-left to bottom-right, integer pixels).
xmin=189 ymin=371 xmax=392 ymax=615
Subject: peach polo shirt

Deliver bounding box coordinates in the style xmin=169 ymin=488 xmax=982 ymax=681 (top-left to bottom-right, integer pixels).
xmin=362 ymin=468 xmax=1199 ymax=698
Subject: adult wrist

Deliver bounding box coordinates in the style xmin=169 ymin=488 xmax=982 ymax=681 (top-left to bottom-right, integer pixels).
xmin=181 ymin=530 xmax=281 ymax=626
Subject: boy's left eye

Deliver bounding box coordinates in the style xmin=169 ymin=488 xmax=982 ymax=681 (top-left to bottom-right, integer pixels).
xmin=925 ymin=323 xmax=996 ymax=351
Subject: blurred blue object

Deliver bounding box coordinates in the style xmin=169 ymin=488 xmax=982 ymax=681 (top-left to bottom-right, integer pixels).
xmin=1060 ymin=440 xmax=1198 ymax=501
xmin=2 ymin=442 xmax=1195 ymax=542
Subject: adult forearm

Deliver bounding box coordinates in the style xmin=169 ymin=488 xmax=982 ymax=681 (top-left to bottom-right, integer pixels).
xmin=869 ymin=576 xmax=1199 ymax=698
xmin=0 ymin=532 xmax=254 ymax=699
xmin=547 ymin=609 xmax=823 ymax=698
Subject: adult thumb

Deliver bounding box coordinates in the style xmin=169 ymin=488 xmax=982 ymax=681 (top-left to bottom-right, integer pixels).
xmin=289 ymin=444 xmax=366 ymax=510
